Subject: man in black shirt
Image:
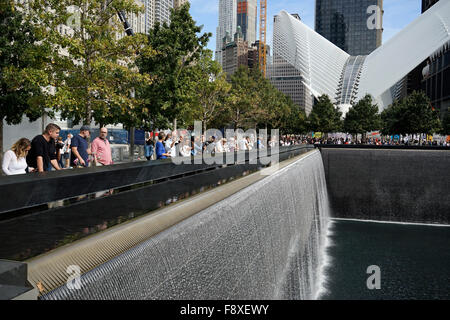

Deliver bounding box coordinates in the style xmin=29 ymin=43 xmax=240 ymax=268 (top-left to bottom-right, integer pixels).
xmin=26 ymin=123 xmax=62 ymax=173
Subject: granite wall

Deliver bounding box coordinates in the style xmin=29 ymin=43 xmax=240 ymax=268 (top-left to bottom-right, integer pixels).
xmin=320 ymin=148 xmax=450 ymax=224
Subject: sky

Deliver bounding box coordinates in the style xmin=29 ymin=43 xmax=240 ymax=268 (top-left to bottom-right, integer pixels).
xmin=189 ymin=0 xmax=423 ymax=54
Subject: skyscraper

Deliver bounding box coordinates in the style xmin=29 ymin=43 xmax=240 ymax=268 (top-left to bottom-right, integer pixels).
xmin=144 ymin=0 xmax=155 ymax=33
xmin=144 ymin=0 xmax=175 ymax=32
xmin=174 ymin=0 xmax=188 ymax=8
xmin=222 ymin=27 xmax=249 ymax=77
xmin=315 ymin=0 xmax=383 ymax=56
xmin=237 ymin=0 xmax=257 ymax=47
xmin=155 ymin=0 xmax=173 ymax=26
xmin=216 ymin=0 xmax=237 ymax=65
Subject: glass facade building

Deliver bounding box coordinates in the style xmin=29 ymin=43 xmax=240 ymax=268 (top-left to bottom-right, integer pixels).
xmin=315 ymin=0 xmax=383 ymax=56
xmin=423 ymin=44 xmax=450 ymax=120
xmin=421 ymin=0 xmax=450 ymax=120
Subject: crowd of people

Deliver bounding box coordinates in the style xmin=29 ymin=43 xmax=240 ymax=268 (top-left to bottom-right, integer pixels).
xmin=1 ymin=124 xmax=113 ymax=176
xmin=2 ymin=125 xmax=448 ymax=176
xmin=145 ymin=131 xmax=278 ymax=160
xmin=305 ymin=136 xmax=449 ymax=146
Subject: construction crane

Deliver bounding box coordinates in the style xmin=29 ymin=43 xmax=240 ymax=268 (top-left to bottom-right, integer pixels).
xmin=259 ymin=0 xmax=267 ymax=77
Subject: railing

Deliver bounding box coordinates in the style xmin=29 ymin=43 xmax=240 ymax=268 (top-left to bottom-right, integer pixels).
xmin=0 ymin=145 xmax=314 ymax=261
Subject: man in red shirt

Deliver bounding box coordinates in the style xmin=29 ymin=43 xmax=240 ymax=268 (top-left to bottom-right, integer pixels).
xmin=91 ymin=127 xmax=113 ymax=166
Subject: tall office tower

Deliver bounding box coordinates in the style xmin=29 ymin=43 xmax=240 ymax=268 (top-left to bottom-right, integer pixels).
xmin=315 ymin=0 xmax=383 ymax=56
xmin=174 ymin=0 xmax=188 ymax=8
xmin=144 ymin=0 xmax=155 ymax=33
xmin=222 ymin=27 xmax=249 ymax=78
xmin=269 ymin=14 xmax=313 ymax=115
xmin=216 ymin=0 xmax=237 ymax=66
xmin=237 ymin=0 xmax=257 ymax=46
xmin=155 ymin=0 xmax=173 ymax=26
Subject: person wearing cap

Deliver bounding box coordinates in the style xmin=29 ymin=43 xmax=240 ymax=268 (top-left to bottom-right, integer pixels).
xmin=70 ymin=125 xmax=91 ymax=168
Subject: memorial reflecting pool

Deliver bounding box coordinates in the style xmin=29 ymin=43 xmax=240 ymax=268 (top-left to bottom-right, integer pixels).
xmin=319 ymin=219 xmax=450 ymax=300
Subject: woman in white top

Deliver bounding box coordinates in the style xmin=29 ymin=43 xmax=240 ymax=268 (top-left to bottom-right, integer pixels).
xmin=2 ymin=138 xmax=32 ymax=175
xmin=215 ymin=139 xmax=225 ymax=153
xmin=178 ymin=135 xmax=192 ymax=157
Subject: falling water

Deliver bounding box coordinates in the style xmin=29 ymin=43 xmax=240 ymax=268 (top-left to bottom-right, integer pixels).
xmin=41 ymin=150 xmax=331 ymax=300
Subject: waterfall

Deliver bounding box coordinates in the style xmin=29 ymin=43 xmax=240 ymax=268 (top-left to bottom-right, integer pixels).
xmin=42 ymin=150 xmax=331 ymax=300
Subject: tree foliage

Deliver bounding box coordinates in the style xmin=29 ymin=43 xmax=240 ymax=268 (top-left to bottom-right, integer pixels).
xmin=218 ymin=66 xmax=305 ymax=132
xmin=344 ymin=94 xmax=382 ymax=138
xmin=27 ymin=0 xmax=153 ymax=127
xmin=308 ymin=95 xmax=342 ymax=134
xmin=0 ymin=0 xmax=51 ymax=125
xmin=137 ymin=2 xmax=211 ymax=129
xmin=441 ymin=112 xmax=450 ymax=136
xmin=223 ymin=66 xmax=259 ymax=129
xmin=181 ymin=50 xmax=230 ymax=131
xmin=381 ymin=91 xmax=441 ymax=135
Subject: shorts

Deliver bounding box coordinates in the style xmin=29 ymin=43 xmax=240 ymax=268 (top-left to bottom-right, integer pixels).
xmin=63 ymin=153 xmax=70 ymax=160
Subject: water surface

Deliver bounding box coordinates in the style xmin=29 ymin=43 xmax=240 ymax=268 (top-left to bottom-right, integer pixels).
xmin=320 ymin=219 xmax=450 ymax=300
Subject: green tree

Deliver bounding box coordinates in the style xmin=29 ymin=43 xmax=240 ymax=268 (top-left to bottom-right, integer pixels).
xmin=181 ymin=50 xmax=230 ymax=132
xmin=308 ymin=95 xmax=342 ymax=136
xmin=405 ymin=91 xmax=441 ymax=137
xmin=381 ymin=91 xmax=440 ymax=142
xmin=344 ymin=94 xmax=382 ymax=140
xmin=28 ymin=0 xmax=152 ymax=127
xmin=137 ymin=3 xmax=211 ymax=130
xmin=381 ymin=99 xmax=404 ymax=136
xmin=252 ymin=69 xmax=292 ymax=131
xmin=223 ymin=66 xmax=295 ymax=131
xmin=0 ymin=1 xmax=52 ymax=159
xmin=282 ymin=101 xmax=308 ymax=135
xmin=441 ymin=112 xmax=450 ymax=136
xmin=225 ymin=66 xmax=259 ymax=129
